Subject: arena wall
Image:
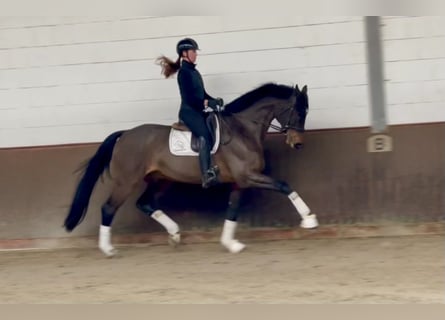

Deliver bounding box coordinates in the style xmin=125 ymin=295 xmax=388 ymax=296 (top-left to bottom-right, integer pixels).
xmin=0 ymin=17 xmax=444 ymax=248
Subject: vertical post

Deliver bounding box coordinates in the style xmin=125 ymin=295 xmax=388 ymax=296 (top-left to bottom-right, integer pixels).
xmin=364 ymin=16 xmax=387 ymax=133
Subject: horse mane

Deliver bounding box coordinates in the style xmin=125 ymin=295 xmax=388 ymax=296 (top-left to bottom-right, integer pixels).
xmin=224 ymin=83 xmax=294 ymax=114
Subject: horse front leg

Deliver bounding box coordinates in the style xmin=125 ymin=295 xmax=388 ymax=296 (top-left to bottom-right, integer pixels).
xmin=244 ymin=173 xmax=318 ymax=229
xmin=220 ymin=184 xmax=246 ymax=253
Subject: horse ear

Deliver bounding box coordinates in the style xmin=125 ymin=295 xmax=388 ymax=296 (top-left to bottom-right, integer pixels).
xmin=295 ymin=84 xmax=300 ymax=92
xmin=302 ymin=85 xmax=307 ymax=94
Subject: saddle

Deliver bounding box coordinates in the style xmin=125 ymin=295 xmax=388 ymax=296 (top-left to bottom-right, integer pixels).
xmin=169 ymin=113 xmax=220 ymax=156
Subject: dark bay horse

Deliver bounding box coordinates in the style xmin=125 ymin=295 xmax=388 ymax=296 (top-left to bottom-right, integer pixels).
xmin=64 ymin=83 xmax=318 ymax=256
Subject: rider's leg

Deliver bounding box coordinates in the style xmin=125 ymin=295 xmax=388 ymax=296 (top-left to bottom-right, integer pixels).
xmin=179 ymin=108 xmax=219 ymax=188
xmin=198 ymin=136 xmax=219 ymax=188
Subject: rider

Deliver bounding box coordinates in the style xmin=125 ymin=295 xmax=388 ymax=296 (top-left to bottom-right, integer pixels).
xmin=156 ymin=38 xmax=224 ymax=188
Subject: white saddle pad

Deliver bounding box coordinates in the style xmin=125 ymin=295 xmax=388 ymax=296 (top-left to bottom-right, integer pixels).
xmin=168 ymin=117 xmax=220 ymax=156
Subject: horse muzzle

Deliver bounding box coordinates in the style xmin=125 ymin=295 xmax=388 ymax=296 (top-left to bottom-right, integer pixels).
xmin=286 ymin=129 xmax=304 ymax=149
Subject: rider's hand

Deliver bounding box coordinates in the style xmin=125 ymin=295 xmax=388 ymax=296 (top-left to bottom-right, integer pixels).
xmin=216 ymin=97 xmax=224 ymax=107
xmin=207 ymin=98 xmax=224 ymax=112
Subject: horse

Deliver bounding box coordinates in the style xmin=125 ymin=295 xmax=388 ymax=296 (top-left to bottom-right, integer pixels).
xmin=63 ymin=83 xmax=318 ymax=256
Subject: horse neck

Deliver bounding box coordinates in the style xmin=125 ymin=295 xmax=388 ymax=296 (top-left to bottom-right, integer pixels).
xmin=233 ymin=98 xmax=289 ymax=139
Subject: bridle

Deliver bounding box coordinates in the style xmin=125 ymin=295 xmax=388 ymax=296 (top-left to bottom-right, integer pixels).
xmin=269 ymin=105 xmax=302 ymax=133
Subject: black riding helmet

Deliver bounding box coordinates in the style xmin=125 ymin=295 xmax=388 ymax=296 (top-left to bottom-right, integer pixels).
xmin=176 ymin=38 xmax=199 ymax=56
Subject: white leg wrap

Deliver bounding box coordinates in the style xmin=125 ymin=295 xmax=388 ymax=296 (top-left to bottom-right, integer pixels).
xmin=220 ymin=220 xmax=246 ymax=253
xmin=288 ymin=191 xmax=311 ymax=216
xmin=99 ymin=225 xmax=117 ymax=257
xmin=151 ymin=210 xmax=181 ymax=245
xmin=288 ymin=191 xmax=319 ymax=229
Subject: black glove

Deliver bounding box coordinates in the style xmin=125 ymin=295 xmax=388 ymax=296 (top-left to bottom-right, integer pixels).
xmin=207 ymin=98 xmax=224 ymax=111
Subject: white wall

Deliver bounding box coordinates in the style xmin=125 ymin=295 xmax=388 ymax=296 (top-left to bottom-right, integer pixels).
xmin=0 ymin=16 xmax=443 ymax=148
xmin=381 ymin=16 xmax=445 ymax=125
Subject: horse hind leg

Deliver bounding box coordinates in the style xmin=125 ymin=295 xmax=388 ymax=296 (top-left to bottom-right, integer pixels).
xmin=136 ymin=182 xmax=181 ymax=247
xmin=99 ymin=182 xmax=136 ymax=257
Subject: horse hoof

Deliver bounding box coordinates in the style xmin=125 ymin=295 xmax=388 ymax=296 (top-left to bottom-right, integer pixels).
xmin=168 ymin=233 xmax=181 ymax=247
xmin=100 ymin=246 xmax=117 ymax=258
xmin=300 ymin=214 xmax=318 ymax=229
xmin=222 ymin=240 xmax=246 ymax=253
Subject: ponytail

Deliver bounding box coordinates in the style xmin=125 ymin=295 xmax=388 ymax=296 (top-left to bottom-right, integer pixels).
xmin=156 ymin=55 xmax=181 ymax=78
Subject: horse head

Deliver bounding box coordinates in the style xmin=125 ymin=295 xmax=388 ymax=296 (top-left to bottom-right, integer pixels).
xmin=274 ymin=84 xmax=309 ymax=149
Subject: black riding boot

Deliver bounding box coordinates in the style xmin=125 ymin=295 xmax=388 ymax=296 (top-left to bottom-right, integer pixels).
xmin=198 ymin=136 xmax=219 ymax=188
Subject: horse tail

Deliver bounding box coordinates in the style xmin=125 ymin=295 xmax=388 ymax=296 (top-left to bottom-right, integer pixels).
xmin=64 ymin=130 xmax=125 ymax=232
